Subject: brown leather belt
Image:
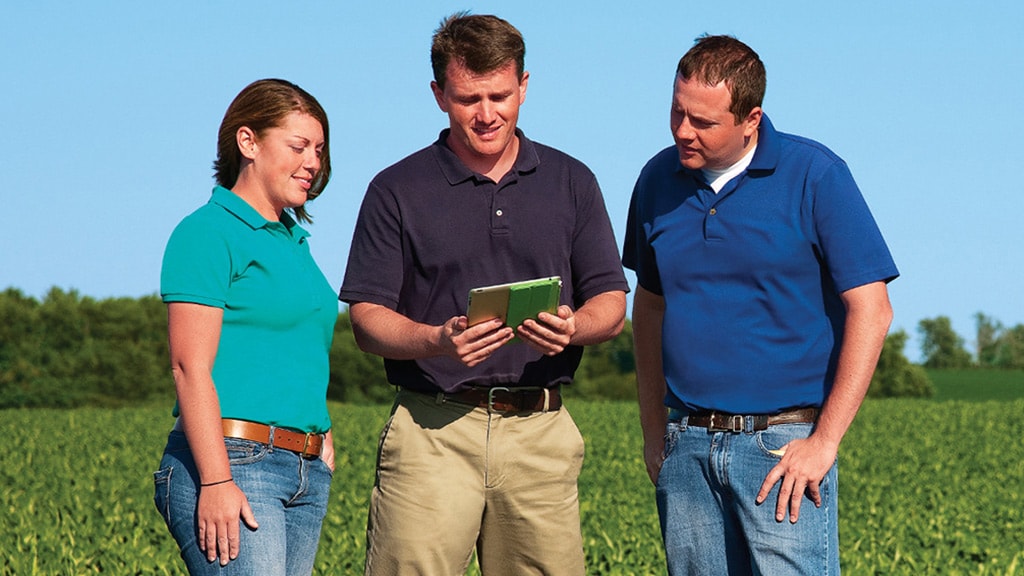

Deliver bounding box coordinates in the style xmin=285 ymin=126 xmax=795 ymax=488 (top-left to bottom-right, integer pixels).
xmin=222 ymin=419 xmax=323 ymax=459
xmin=684 ymin=407 xmax=819 ymax=432
xmin=438 ymin=386 xmax=562 ymax=413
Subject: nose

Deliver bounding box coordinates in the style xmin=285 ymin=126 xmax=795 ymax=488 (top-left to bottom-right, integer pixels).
xmin=304 ymin=148 xmax=321 ymax=174
xmin=475 ymin=100 xmax=496 ymax=124
xmin=673 ymin=117 xmax=695 ymax=141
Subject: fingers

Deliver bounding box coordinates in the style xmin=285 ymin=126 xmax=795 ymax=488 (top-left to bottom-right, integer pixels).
xmin=518 ymin=309 xmax=575 ymax=355
xmin=197 ymin=488 xmax=258 ymax=566
xmin=449 ymin=318 xmax=513 ymax=366
xmin=758 ymin=464 xmax=824 ymax=524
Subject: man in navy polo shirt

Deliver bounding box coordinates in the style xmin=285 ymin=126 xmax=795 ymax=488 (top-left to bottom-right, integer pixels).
xmin=340 ymin=12 xmax=628 ymax=576
xmin=624 ymin=35 xmax=899 ymax=575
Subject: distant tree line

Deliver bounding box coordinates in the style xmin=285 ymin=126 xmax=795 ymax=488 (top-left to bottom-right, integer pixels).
xmin=1 ymin=287 xmax=959 ymax=409
xmin=917 ymin=313 xmax=1024 ymax=370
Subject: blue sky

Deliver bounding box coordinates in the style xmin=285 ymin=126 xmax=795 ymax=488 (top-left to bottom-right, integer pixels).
xmin=3 ymin=1 xmax=1022 ymax=360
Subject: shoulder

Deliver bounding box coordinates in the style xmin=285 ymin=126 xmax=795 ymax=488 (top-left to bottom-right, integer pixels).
xmin=167 ymin=203 xmax=227 ymax=244
xmin=776 ymin=130 xmax=845 ymax=164
xmin=639 ymin=146 xmax=681 ymax=178
xmin=524 ymin=138 xmax=602 ymax=187
xmin=369 ymin=144 xmax=436 ymax=185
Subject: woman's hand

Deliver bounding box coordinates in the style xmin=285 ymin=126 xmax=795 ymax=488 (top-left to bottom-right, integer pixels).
xmin=197 ymin=480 xmax=259 ymax=566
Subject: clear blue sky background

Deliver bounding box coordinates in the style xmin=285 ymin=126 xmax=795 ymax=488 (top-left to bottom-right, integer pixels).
xmin=3 ymin=1 xmax=1022 ymax=361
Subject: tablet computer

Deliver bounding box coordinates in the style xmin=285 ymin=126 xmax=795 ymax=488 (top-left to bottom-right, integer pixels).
xmin=467 ymin=276 xmax=562 ymax=330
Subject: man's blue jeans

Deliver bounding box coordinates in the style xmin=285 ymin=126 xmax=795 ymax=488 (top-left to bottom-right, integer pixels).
xmin=153 ymin=431 xmax=332 ymax=575
xmin=656 ymin=415 xmax=840 ymax=576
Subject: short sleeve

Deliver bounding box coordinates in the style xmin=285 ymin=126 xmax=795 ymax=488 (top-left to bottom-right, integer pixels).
xmin=160 ymin=214 xmax=231 ymax=308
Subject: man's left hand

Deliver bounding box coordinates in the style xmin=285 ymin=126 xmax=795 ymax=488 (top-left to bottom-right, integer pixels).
xmin=755 ymin=435 xmax=838 ymax=523
xmin=517 ymin=306 xmax=576 ymax=355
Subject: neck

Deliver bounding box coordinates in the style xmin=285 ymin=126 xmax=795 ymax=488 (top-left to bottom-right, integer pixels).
xmin=231 ymin=175 xmax=282 ymax=222
xmin=448 ymin=134 xmax=520 ymax=183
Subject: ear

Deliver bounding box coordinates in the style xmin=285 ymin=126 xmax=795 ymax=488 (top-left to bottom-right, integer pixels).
xmin=518 ymin=71 xmax=529 ymax=105
xmin=742 ymin=107 xmax=762 ymax=138
xmin=237 ymin=126 xmax=258 ymax=160
xmin=430 ymin=81 xmax=448 ymax=113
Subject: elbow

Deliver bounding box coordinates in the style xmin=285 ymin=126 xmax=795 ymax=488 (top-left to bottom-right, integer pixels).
xmin=608 ymin=316 xmax=626 ymax=339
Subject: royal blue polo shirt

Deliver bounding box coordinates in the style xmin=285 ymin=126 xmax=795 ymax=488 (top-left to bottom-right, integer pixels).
xmin=623 ymin=115 xmax=898 ymax=413
xmin=340 ymin=130 xmax=629 ymax=394
xmin=161 ymin=186 xmax=337 ymax=432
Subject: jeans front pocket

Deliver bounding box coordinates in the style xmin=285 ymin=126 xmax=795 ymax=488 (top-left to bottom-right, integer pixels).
xmin=224 ymin=437 xmax=270 ymax=466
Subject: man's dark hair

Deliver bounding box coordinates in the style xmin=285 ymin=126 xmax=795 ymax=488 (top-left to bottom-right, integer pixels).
xmin=431 ymin=12 xmax=525 ymax=89
xmin=677 ymin=35 xmax=766 ymax=123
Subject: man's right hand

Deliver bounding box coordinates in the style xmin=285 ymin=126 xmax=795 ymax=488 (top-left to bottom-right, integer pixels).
xmin=440 ymin=316 xmax=514 ymax=367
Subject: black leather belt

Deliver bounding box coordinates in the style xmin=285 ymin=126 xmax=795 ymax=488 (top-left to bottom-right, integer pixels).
xmin=684 ymin=407 xmax=819 ymax=432
xmin=436 ymin=386 xmax=562 ymax=413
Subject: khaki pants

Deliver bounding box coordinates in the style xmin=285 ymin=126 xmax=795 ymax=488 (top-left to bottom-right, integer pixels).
xmin=364 ymin=389 xmax=586 ymax=576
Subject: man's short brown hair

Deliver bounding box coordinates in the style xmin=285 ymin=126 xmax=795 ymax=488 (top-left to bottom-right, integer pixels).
xmin=431 ymin=12 xmax=526 ymax=89
xmin=676 ymin=35 xmax=766 ymax=124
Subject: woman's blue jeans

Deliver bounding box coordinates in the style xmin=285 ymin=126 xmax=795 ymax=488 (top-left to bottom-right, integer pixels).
xmin=656 ymin=416 xmax=840 ymax=576
xmin=153 ymin=431 xmax=332 ymax=575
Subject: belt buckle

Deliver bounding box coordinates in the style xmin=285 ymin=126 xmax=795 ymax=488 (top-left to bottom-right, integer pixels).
xmin=487 ymin=386 xmax=512 ymax=413
xmin=708 ymin=413 xmax=745 ymax=433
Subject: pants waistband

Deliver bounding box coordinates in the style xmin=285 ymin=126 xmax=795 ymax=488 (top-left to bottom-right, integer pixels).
xmin=173 ymin=418 xmax=324 ymax=458
xmin=670 ymin=407 xmax=819 ymax=433
xmin=416 ymin=385 xmax=562 ymax=413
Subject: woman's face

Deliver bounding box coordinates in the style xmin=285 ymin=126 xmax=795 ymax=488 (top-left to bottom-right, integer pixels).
xmin=247 ymin=111 xmax=324 ymax=216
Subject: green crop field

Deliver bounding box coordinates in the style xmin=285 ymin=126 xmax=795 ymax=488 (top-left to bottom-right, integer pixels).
xmin=3 ymin=372 xmax=1023 ymax=575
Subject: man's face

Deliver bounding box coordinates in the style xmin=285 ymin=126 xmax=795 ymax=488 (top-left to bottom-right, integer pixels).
xmin=431 ymin=60 xmax=528 ymax=170
xmin=670 ymin=75 xmax=761 ymax=171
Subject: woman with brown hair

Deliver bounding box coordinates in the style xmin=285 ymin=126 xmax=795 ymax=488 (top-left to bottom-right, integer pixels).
xmin=153 ymin=78 xmax=336 ymax=575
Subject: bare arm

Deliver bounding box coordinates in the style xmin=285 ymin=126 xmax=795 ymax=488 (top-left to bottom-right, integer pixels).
xmin=518 ymin=290 xmax=627 ymax=355
xmin=756 ymin=281 xmax=893 ymax=522
xmin=632 ymin=286 xmax=669 ymax=485
xmin=349 ymin=302 xmax=513 ymax=367
xmin=167 ymin=302 xmax=257 ymax=565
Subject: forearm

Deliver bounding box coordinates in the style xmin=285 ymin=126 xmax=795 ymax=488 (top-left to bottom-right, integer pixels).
xmin=174 ymin=370 xmax=233 ymax=484
xmin=633 ymin=287 xmax=668 ymax=444
xmin=568 ymin=290 xmax=627 ymax=346
xmin=349 ymin=302 xmax=444 ymax=359
xmin=812 ymin=281 xmax=893 ymax=449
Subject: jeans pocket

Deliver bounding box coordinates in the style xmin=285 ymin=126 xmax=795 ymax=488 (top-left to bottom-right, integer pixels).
xmin=663 ymin=421 xmax=684 ymax=458
xmin=153 ymin=466 xmax=172 ymax=524
xmin=755 ymin=423 xmax=812 ymax=458
xmin=224 ymin=437 xmax=270 ymax=465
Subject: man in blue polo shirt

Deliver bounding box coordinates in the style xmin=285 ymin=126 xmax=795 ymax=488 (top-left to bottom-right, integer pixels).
xmin=340 ymin=12 xmax=628 ymax=576
xmin=623 ymin=35 xmax=899 ymax=575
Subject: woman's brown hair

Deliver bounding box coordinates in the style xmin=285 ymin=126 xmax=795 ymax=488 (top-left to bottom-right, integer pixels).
xmin=214 ymin=79 xmax=331 ymax=223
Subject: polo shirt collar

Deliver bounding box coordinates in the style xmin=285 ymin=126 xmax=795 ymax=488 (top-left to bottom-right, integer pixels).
xmin=209 ymin=185 xmax=309 ymax=240
xmin=433 ymin=128 xmax=541 ymax=185
xmin=747 ymin=113 xmax=780 ymax=172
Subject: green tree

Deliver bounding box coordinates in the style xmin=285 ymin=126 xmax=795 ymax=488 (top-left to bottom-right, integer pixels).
xmin=567 ymin=320 xmax=637 ymax=401
xmin=995 ymin=325 xmax=1024 ymax=369
xmin=869 ymin=329 xmax=934 ymax=398
xmin=975 ymin=312 xmax=1003 ymax=367
xmin=918 ymin=316 xmax=973 ymax=369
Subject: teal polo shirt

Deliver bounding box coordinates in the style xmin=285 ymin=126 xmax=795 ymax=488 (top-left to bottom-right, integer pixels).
xmin=161 ymin=186 xmax=337 ymax=432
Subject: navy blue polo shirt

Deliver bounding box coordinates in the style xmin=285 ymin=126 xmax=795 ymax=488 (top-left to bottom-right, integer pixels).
xmin=623 ymin=115 xmax=898 ymax=413
xmin=340 ymin=130 xmax=629 ymax=394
